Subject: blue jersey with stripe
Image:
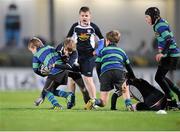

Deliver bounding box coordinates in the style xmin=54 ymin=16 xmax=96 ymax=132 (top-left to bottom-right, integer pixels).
xmin=153 ymin=18 xmax=180 ymax=57
xmin=99 ymin=44 xmax=130 ymax=75
xmin=32 ymin=45 xmax=63 ymax=75
xmin=67 ymin=22 xmax=103 ymax=57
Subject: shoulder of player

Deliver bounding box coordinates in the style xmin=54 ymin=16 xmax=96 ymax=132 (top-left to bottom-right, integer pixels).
xmin=71 ymin=22 xmax=79 ymax=28
xmin=56 ymin=42 xmax=64 ymax=51
xmin=90 ymin=22 xmax=100 ymax=29
xmin=102 ymin=46 xmax=126 ymax=54
xmin=154 ymin=18 xmax=169 ymax=31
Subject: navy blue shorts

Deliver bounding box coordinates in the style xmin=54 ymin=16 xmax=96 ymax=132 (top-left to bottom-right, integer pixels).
xmin=78 ymin=56 xmax=95 ymax=77
xmin=68 ymin=71 xmax=82 ymax=80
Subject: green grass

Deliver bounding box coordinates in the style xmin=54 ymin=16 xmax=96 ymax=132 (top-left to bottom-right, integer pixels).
xmin=0 ymin=91 xmax=180 ymax=131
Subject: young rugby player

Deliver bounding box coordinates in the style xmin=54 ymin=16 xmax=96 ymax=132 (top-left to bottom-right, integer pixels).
xmin=67 ymin=6 xmax=104 ymax=101
xmin=28 ymin=37 xmax=74 ymax=110
xmin=85 ymin=30 xmax=135 ymax=110
xmin=55 ymin=38 xmax=90 ymax=109
xmin=145 ymin=7 xmax=180 ymax=106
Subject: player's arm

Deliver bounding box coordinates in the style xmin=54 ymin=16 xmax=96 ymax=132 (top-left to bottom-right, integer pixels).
xmin=56 ymin=42 xmax=64 ymax=53
xmin=91 ymin=23 xmax=104 ymax=55
xmin=92 ymin=23 xmax=104 ymax=40
xmin=95 ymin=49 xmax=103 ymax=78
xmin=67 ymin=23 xmax=78 ymax=37
xmin=125 ymin=63 xmax=135 ymax=79
xmin=155 ymin=22 xmax=172 ymax=55
xmin=32 ymin=57 xmax=46 ymax=77
xmin=123 ymin=53 xmax=135 ymax=79
xmin=53 ymin=63 xmax=72 ymax=70
xmin=68 ymin=50 xmax=78 ymax=66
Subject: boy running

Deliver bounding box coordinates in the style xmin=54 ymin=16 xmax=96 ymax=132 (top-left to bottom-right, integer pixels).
xmin=145 ymin=7 xmax=180 ymax=106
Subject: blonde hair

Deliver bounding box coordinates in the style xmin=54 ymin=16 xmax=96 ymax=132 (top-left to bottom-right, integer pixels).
xmin=64 ymin=38 xmax=76 ymax=52
xmin=28 ymin=37 xmax=44 ymax=49
xmin=106 ymin=30 xmax=121 ymax=44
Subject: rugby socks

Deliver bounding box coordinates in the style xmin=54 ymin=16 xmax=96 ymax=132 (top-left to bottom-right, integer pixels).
xmin=165 ymin=78 xmax=180 ymax=101
xmin=111 ymin=93 xmax=118 ymax=110
xmin=125 ymin=99 xmax=132 ymax=106
xmin=41 ymin=90 xmax=47 ymax=99
xmin=46 ymin=91 xmax=60 ymax=107
xmin=54 ymin=90 xmax=72 ymax=98
xmin=172 ymin=84 xmax=180 ymax=101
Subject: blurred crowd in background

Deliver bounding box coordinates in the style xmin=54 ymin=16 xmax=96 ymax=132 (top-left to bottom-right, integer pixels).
xmin=0 ymin=0 xmax=180 ymax=68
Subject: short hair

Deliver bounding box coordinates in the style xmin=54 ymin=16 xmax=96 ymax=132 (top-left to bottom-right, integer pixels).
xmin=28 ymin=37 xmax=44 ymax=49
xmin=79 ymin=6 xmax=90 ymax=14
xmin=64 ymin=38 xmax=76 ymax=52
xmin=106 ymin=30 xmax=121 ymax=44
xmin=9 ymin=4 xmax=17 ymax=10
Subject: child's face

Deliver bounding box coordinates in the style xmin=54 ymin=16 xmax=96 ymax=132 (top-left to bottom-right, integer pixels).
xmin=64 ymin=46 xmax=73 ymax=56
xmin=105 ymin=39 xmax=110 ymax=46
xmin=28 ymin=46 xmax=37 ymax=54
xmin=79 ymin=11 xmax=91 ymax=26
xmin=145 ymin=15 xmax=152 ymax=25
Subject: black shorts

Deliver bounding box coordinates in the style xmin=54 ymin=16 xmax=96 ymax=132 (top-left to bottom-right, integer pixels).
xmin=159 ymin=57 xmax=179 ymax=70
xmin=44 ymin=71 xmax=68 ymax=92
xmin=68 ymin=71 xmax=82 ymax=80
xmin=78 ymin=56 xmax=95 ymax=77
xmin=100 ymin=69 xmax=126 ymax=92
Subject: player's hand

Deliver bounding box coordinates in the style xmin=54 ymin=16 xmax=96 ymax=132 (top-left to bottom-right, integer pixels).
xmin=92 ymin=51 xmax=96 ymax=56
xmin=72 ymin=62 xmax=80 ymax=72
xmin=49 ymin=64 xmax=55 ymax=69
xmin=155 ymin=53 xmax=164 ymax=62
xmin=61 ymin=55 xmax=69 ymax=63
xmin=40 ymin=65 xmax=50 ymax=75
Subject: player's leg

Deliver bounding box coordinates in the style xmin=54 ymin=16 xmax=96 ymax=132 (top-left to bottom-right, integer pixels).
xmin=155 ymin=66 xmax=175 ymax=100
xmin=135 ymin=102 xmax=150 ymax=111
xmin=69 ymin=72 xmax=90 ymax=104
xmin=121 ymin=82 xmax=134 ymax=111
xmin=74 ymin=78 xmax=90 ymax=104
xmin=34 ymin=78 xmax=51 ymax=106
xmin=110 ymin=70 xmax=133 ymax=111
xmin=52 ymin=71 xmax=75 ymax=109
xmin=42 ymin=78 xmax=63 ymax=109
xmin=98 ymin=92 xmax=110 ymax=106
xmin=110 ymin=78 xmax=123 ymax=110
xmin=111 ymin=89 xmax=121 ymax=110
xmin=85 ymin=91 xmax=109 ymax=110
xmin=165 ymin=77 xmax=180 ymax=102
xmin=84 ymin=70 xmax=113 ymax=110
xmin=82 ymin=76 xmax=96 ymax=99
xmin=80 ymin=57 xmax=96 ymax=99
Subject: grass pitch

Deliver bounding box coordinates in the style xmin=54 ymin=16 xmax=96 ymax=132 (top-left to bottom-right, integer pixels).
xmin=0 ymin=91 xmax=180 ymax=131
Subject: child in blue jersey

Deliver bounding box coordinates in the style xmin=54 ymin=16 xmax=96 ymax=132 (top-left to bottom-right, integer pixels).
xmin=145 ymin=7 xmax=180 ymax=107
xmin=85 ymin=30 xmax=135 ymax=110
xmin=28 ymin=37 xmax=75 ymax=110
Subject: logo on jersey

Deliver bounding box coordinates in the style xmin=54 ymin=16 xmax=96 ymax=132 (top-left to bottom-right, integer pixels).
xmin=87 ymin=29 xmax=91 ymax=33
xmin=79 ymin=33 xmax=90 ymax=41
